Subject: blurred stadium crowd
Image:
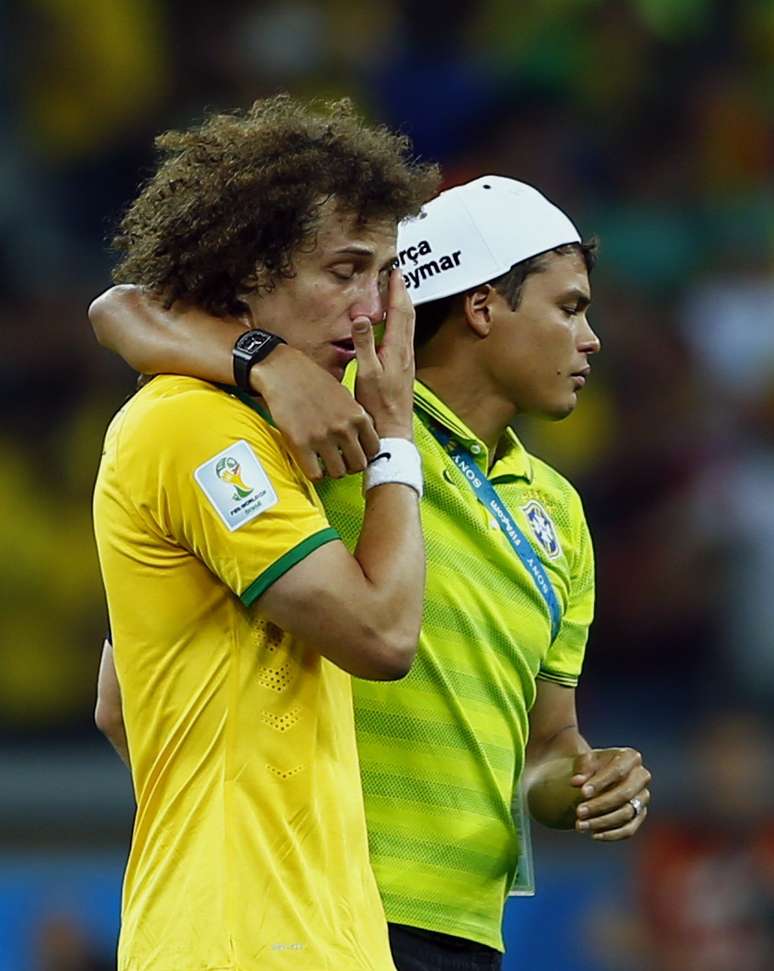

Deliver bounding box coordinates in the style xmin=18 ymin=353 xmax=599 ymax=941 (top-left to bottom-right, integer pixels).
xmin=1 ymin=2 xmax=773 ymax=970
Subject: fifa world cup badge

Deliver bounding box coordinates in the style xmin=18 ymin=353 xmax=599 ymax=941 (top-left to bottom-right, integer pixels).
xmin=195 ymin=440 xmax=278 ymax=531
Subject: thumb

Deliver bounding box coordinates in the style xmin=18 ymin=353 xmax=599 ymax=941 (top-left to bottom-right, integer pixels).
xmin=352 ymin=316 xmax=378 ymax=369
xmin=571 ymin=751 xmax=599 ymax=786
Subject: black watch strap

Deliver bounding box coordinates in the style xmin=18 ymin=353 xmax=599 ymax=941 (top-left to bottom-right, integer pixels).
xmin=232 ymin=329 xmax=287 ymax=394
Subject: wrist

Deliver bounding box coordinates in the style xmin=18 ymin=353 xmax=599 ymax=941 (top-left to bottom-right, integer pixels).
xmin=364 ymin=437 xmax=423 ymax=498
xmin=525 ymin=757 xmax=584 ymax=829
xmin=248 ymin=341 xmax=296 ymax=395
xmin=233 ymin=328 xmax=286 ymax=395
xmin=373 ymin=420 xmax=414 ymax=441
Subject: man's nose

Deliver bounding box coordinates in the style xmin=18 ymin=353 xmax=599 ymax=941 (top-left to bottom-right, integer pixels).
xmin=580 ymin=318 xmax=601 ymax=355
xmin=350 ymin=280 xmax=385 ymax=324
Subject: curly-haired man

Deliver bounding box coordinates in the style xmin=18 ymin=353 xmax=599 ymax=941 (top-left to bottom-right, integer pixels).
xmin=92 ymin=96 xmax=438 ymax=971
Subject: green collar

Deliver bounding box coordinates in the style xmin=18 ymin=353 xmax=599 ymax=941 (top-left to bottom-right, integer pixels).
xmin=413 ymin=379 xmax=533 ymax=482
xmin=218 ymin=384 xmax=275 ymax=427
xmin=219 ymin=375 xmax=530 ymax=479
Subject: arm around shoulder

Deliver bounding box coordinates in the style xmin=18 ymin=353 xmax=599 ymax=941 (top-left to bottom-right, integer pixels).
xmin=88 ymin=285 xmax=246 ymax=379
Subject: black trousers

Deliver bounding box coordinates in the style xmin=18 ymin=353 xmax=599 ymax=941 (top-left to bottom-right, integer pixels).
xmin=388 ymin=923 xmax=503 ymax=971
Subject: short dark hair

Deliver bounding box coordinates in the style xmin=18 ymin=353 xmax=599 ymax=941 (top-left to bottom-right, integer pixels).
xmin=414 ymin=238 xmax=598 ymax=347
xmin=112 ymin=95 xmax=440 ymax=316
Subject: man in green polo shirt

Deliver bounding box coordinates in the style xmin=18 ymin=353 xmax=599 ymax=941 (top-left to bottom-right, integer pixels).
xmin=322 ymin=178 xmax=651 ymax=970
xmin=91 ymin=176 xmax=652 ymax=971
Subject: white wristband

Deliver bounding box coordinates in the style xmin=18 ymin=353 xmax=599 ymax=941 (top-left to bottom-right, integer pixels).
xmin=364 ymin=438 xmax=423 ymax=499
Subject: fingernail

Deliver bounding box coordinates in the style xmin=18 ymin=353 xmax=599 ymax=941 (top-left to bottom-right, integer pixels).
xmin=578 ymin=821 xmax=589 ymax=831
xmin=578 ymin=805 xmax=588 ymax=818
xmin=583 ymin=785 xmax=594 ymax=797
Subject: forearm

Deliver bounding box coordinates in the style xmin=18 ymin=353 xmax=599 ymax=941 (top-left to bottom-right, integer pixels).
xmin=94 ymin=638 xmax=131 ymax=769
xmin=352 ymin=482 xmax=425 ymax=668
xmin=89 ymin=285 xmax=246 ymax=382
xmin=258 ymin=477 xmax=424 ymax=681
xmin=100 ymin=718 xmax=131 ymax=769
xmin=89 ymin=285 xmax=383 ymax=482
xmin=525 ymin=726 xmax=591 ymax=829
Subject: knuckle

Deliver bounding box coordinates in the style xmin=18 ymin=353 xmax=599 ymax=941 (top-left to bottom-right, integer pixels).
xmin=333 ymin=421 xmax=354 ymax=438
xmin=292 ymin=429 xmax=314 ymax=447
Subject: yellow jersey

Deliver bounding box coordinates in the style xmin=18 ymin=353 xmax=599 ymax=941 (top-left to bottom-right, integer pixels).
xmin=93 ymin=375 xmax=395 ymax=971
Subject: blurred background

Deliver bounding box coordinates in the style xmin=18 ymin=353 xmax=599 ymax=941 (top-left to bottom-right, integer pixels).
xmin=2 ymin=0 xmax=773 ymax=968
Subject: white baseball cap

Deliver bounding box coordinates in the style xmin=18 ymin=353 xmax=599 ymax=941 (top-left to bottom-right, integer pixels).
xmin=396 ymin=175 xmax=581 ymax=305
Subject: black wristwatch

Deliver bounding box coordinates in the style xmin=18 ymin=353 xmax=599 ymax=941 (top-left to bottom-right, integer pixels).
xmin=232 ymin=329 xmax=287 ymax=394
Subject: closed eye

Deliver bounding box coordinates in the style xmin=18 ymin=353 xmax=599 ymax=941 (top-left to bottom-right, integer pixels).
xmin=561 ymin=298 xmax=590 ymax=317
xmin=330 ymin=263 xmax=355 ymax=281
xmin=559 ymin=289 xmax=590 ymax=317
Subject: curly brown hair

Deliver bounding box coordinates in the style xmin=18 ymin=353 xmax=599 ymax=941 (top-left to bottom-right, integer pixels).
xmin=112 ymin=96 xmax=440 ymax=315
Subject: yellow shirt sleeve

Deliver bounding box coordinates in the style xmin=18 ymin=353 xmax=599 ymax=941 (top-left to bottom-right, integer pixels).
xmin=538 ymin=496 xmax=595 ymax=688
xmin=116 ymin=379 xmax=340 ymax=606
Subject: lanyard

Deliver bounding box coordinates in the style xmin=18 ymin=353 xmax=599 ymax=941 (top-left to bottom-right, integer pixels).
xmin=427 ymin=421 xmax=562 ymax=641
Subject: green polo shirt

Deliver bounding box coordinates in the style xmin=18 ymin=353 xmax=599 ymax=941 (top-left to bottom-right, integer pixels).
xmin=317 ymin=377 xmax=595 ymax=951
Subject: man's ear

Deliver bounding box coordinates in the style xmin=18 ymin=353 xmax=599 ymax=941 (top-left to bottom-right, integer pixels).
xmin=462 ymin=285 xmax=495 ymax=338
xmin=237 ymin=264 xmax=271 ymax=323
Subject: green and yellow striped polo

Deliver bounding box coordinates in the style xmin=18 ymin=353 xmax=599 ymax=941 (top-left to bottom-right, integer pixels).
xmin=317 ymin=375 xmax=594 ymax=951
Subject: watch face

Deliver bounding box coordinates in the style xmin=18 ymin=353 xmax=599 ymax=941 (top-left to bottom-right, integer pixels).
xmin=238 ymin=331 xmax=272 ymax=355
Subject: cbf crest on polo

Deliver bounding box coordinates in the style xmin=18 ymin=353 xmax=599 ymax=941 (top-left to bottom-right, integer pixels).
xmin=396 ymin=175 xmax=581 ymax=305
xmin=522 ymin=500 xmax=563 ymax=561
